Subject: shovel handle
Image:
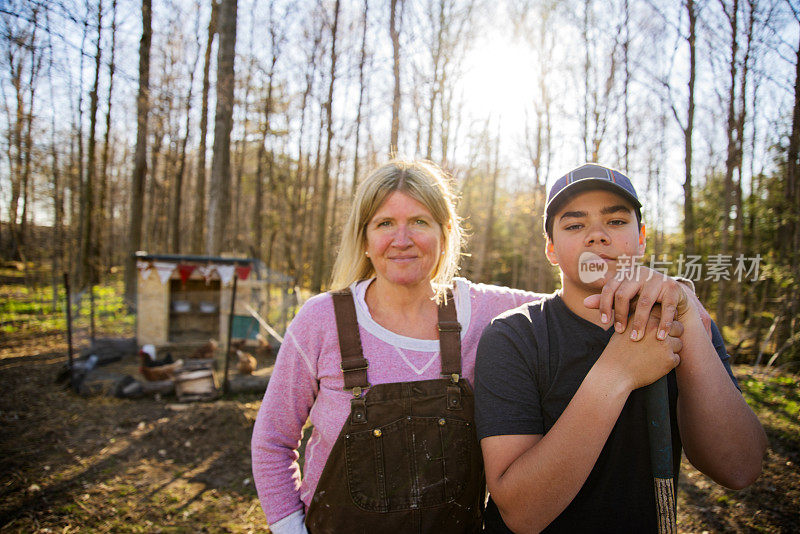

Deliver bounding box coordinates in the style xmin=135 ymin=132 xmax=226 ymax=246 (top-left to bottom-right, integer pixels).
xmin=644 ymin=375 xmax=676 ymax=534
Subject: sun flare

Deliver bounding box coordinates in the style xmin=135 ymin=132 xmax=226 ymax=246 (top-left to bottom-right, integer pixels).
xmin=460 ymin=34 xmax=541 ymax=135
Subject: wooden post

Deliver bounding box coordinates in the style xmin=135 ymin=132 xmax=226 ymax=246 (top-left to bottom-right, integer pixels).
xmin=89 ymin=284 xmax=96 ymax=345
xmin=222 ymin=273 xmax=238 ymax=394
xmin=63 ymin=272 xmax=74 ymax=370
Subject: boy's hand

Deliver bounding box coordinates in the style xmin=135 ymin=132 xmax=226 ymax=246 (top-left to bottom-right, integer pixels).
xmin=599 ymin=312 xmax=683 ymax=391
xmin=584 ymin=267 xmax=700 ymax=341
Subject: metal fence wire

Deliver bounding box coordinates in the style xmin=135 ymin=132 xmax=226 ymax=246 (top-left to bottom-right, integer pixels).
xmin=1 ymin=266 xmax=134 ymax=353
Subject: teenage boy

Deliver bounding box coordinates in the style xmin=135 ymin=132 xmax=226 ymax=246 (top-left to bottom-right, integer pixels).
xmin=474 ymin=163 xmax=766 ymax=533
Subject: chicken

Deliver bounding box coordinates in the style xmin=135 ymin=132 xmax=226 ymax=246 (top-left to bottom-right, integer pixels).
xmin=236 ymin=349 xmax=257 ymax=375
xmin=139 ymin=345 xmax=174 ymax=367
xmin=188 ymin=338 xmax=218 ymax=359
xmin=256 ymin=333 xmax=273 ymax=359
xmin=138 ymin=350 xmax=183 ymax=381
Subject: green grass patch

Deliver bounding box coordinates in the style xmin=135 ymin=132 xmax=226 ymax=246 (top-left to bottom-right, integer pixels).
xmin=739 ymin=369 xmax=800 ymax=446
xmin=1 ymin=273 xmax=134 ymax=336
xmin=58 ymin=503 xmax=80 ymax=514
xmin=114 ymin=484 xmax=137 ymax=497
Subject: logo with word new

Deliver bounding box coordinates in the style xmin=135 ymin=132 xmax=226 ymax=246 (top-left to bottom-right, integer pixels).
xmin=578 ymin=252 xmax=608 ymax=284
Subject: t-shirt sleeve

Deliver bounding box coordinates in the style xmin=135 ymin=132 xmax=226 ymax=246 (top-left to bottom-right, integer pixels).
xmin=474 ymin=315 xmax=544 ymax=440
xmin=709 ymin=319 xmax=740 ymax=390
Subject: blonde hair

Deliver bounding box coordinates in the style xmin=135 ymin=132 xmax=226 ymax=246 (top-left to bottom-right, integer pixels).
xmin=330 ymin=158 xmax=463 ymax=304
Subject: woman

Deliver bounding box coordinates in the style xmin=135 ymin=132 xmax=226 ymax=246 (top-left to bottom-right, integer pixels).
xmin=251 ymin=159 xmax=693 ymax=534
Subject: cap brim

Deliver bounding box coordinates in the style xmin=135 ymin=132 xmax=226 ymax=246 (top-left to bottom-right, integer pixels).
xmin=545 ymin=178 xmax=641 ymax=221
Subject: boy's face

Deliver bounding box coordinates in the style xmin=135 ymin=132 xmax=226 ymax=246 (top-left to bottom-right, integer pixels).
xmin=545 ymin=189 xmax=645 ymax=294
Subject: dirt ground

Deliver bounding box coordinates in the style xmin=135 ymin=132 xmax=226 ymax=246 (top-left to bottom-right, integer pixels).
xmin=1 ymin=329 xmax=799 ymax=533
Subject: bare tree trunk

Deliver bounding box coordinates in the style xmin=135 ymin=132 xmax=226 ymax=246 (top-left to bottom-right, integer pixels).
xmin=124 ymin=0 xmax=152 ymax=305
xmin=5 ymin=56 xmax=24 ymax=260
xmin=389 ymin=0 xmax=402 ymax=154
xmin=51 ymin=133 xmax=63 ymax=303
xmin=683 ymin=0 xmax=697 ymax=256
xmin=784 ymin=20 xmax=800 ymax=342
xmin=352 ymin=0 xmax=369 ymax=197
xmin=46 ymin=8 xmax=64 ymax=306
xmin=733 ymin=0 xmax=755 ymax=325
xmin=234 ymin=40 xmax=256 ymax=249
xmin=305 ymin=111 xmax=325 ymax=285
xmin=66 ymin=84 xmax=78 ymax=274
xmin=581 ymin=0 xmax=590 ymax=161
xmin=577 ymin=0 xmax=620 ymax=164
xmin=66 ymin=62 xmax=80 ymax=275
xmin=311 ymin=0 xmax=341 ymax=292
xmin=17 ymin=14 xmax=41 ymax=265
xmin=327 ymin=142 xmax=346 ymax=276
xmin=293 ymin=21 xmax=321 ymax=284
xmin=425 ymin=0 xmax=445 ymax=160
xmin=206 ymin=0 xmax=237 ymax=255
xmin=254 ymin=0 xmax=289 ymax=263
xmin=717 ymin=0 xmax=740 ymax=326
xmin=192 ymin=0 xmax=218 ymax=253
xmin=79 ymin=0 xmax=103 ymax=288
xmin=75 ymin=8 xmax=89 ymax=272
xmin=99 ymin=0 xmax=117 ymax=274
xmin=253 ymin=73 xmax=273 ymax=262
xmin=622 ymin=0 xmax=630 ymax=173
xmin=254 ymin=60 xmax=276 ymax=261
xmin=146 ymin=128 xmax=165 ymax=248
xmin=171 ymin=7 xmax=202 ymax=253
xmin=435 ymin=0 xmax=473 ymax=167
xmin=3 ymin=63 xmax=21 ymax=259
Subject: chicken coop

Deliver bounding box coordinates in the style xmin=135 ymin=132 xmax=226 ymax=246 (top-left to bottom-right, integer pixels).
xmin=134 ymin=252 xmax=294 ymax=350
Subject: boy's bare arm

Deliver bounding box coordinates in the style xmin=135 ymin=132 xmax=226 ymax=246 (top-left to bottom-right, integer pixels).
xmin=675 ymin=298 xmax=767 ymax=489
xmin=482 ymin=317 xmax=682 ymax=533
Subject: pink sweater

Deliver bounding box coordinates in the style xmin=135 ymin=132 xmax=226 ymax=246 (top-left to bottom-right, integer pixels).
xmin=251 ymin=278 xmax=542 ymax=526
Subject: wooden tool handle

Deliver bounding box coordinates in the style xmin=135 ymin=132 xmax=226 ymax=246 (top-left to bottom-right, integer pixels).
xmin=644 ymin=375 xmax=676 ymax=534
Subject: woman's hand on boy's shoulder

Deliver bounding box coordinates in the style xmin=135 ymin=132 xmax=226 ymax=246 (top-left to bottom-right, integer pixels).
xmin=583 ymin=266 xmax=711 ymax=342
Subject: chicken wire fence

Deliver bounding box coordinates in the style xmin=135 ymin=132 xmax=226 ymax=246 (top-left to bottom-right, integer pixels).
xmin=3 ymin=261 xmax=309 ymax=398
xmin=1 ymin=265 xmax=134 ymax=354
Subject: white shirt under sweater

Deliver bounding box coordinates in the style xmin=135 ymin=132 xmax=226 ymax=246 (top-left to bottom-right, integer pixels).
xmin=251 ymin=278 xmax=543 ymax=533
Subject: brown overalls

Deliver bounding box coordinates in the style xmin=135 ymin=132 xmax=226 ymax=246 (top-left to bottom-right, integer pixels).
xmin=305 ymin=288 xmax=485 ymax=534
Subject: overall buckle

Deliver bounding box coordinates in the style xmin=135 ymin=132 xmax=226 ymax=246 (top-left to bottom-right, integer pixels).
xmin=350 ymin=386 xmax=368 ymax=424
xmin=446 ymin=375 xmax=462 ymax=411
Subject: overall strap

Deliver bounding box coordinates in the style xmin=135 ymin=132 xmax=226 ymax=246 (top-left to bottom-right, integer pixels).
xmin=437 ymin=288 xmax=462 ymax=379
xmin=331 ymin=288 xmax=369 ymax=425
xmin=331 ymin=289 xmax=370 ymax=395
xmin=438 ymin=288 xmax=464 ymax=411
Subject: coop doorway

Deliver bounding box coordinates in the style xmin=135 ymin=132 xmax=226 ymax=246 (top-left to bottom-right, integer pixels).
xmin=168 ymin=278 xmax=220 ymax=343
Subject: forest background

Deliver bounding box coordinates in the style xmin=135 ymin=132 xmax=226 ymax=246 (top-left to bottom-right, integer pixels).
xmin=2 ymin=1 xmax=800 ymax=532
xmin=2 ymin=0 xmax=800 ymax=366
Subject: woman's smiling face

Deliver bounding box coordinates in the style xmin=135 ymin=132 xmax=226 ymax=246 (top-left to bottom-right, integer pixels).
xmin=365 ymin=191 xmax=443 ymax=289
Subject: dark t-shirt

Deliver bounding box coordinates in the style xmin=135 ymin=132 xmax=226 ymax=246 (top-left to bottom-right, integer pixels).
xmin=475 ymin=292 xmax=736 ymax=533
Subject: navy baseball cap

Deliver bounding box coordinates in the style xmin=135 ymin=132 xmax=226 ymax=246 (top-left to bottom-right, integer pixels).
xmin=544 ymin=163 xmax=641 ymax=234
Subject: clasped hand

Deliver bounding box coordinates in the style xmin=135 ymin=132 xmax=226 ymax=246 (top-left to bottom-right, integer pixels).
xmin=601 ymin=308 xmax=683 ymax=391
